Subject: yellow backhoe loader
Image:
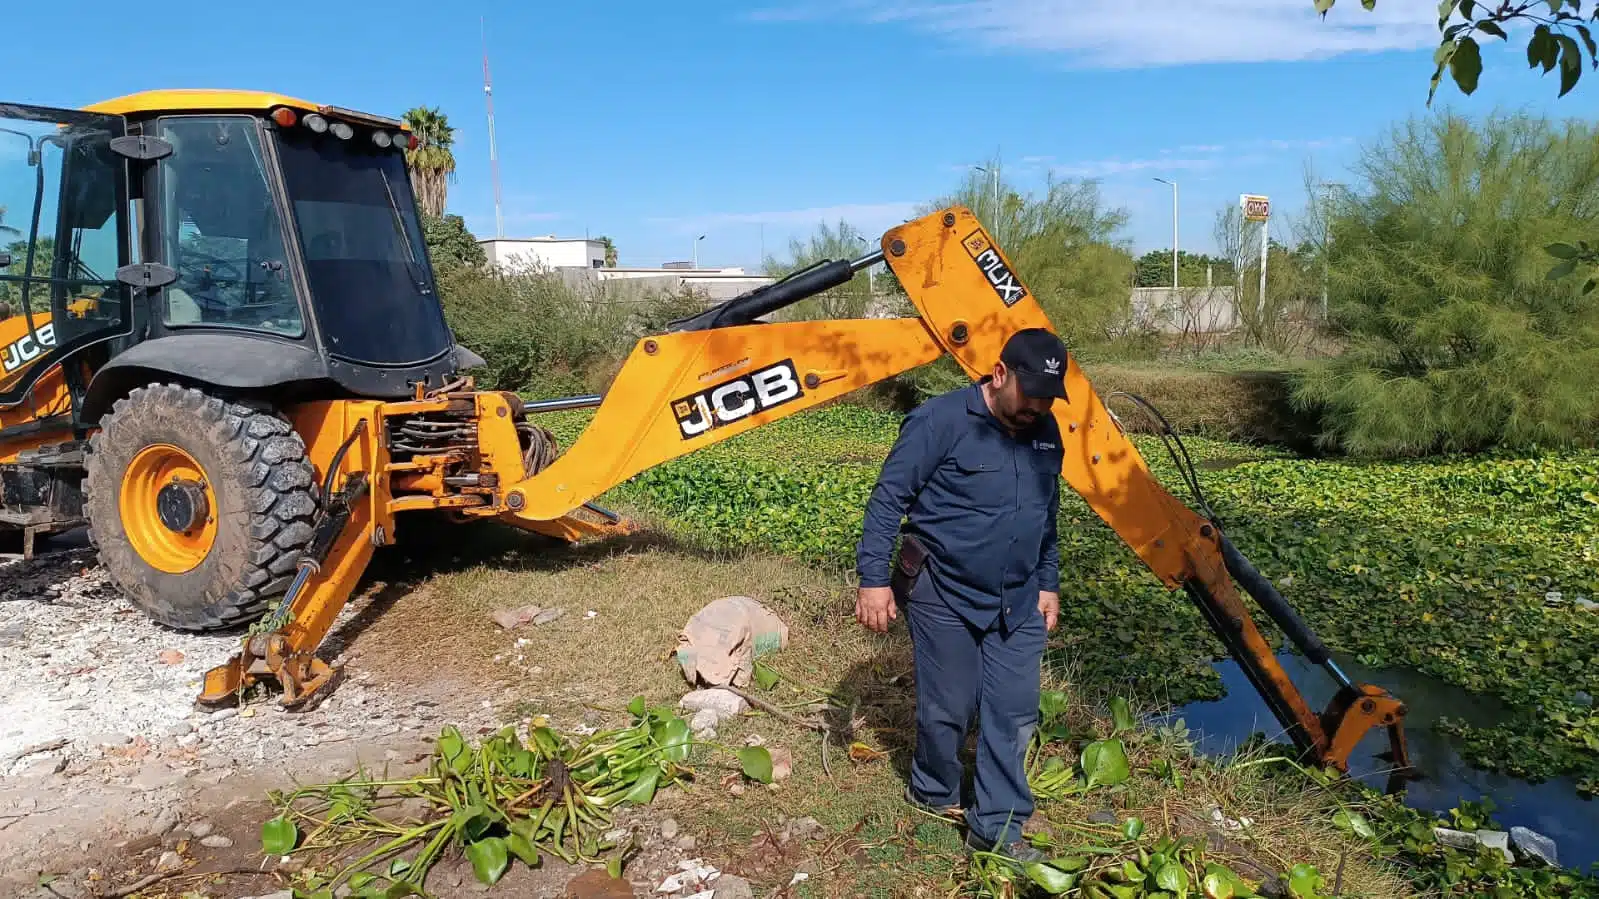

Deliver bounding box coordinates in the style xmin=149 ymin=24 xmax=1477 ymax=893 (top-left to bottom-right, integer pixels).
xmin=0 ymin=91 xmax=1409 ymax=777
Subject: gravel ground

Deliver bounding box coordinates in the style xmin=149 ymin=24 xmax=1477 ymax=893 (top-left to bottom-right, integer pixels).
xmin=0 ymin=536 xmax=735 ymax=899
xmin=0 ymin=536 xmax=506 ymax=896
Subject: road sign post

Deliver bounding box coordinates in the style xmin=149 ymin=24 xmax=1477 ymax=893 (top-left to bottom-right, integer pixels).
xmin=1241 ymin=194 xmax=1271 ymax=320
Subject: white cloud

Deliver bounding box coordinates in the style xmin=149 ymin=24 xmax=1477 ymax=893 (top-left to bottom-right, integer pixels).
xmin=742 ymin=0 xmax=1440 ymax=67
xmin=1049 ymin=156 xmax=1224 ymax=178
xmin=1041 ymin=134 xmax=1349 ymax=179
xmin=647 ymin=201 xmax=922 ymax=234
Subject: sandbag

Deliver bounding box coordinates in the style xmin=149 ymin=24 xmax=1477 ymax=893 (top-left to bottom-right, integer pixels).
xmin=675 ymin=595 xmax=789 ymax=688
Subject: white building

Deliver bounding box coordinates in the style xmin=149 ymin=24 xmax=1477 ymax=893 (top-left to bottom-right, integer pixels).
xmin=480 ymin=236 xmax=608 ymax=270
xmin=476 ymin=235 xmax=777 ymax=303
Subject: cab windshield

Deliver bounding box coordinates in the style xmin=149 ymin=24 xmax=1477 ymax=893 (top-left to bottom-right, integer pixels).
xmin=274 ymin=124 xmax=451 ymax=366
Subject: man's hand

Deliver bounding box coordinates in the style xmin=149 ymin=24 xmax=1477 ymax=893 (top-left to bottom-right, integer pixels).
xmin=857 ymin=586 xmax=898 ymax=633
xmin=1038 ymin=590 xmax=1059 ymax=631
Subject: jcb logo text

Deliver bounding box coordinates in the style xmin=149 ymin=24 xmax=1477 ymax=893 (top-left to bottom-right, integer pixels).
xmin=672 ymin=359 xmax=804 ymax=439
xmin=2 ymin=322 xmax=55 ymax=373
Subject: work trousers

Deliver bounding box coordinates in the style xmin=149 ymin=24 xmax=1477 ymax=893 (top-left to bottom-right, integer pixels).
xmin=900 ymin=569 xmax=1046 ymax=847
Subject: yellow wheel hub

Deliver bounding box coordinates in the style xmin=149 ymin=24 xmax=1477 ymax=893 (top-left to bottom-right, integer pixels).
xmin=119 ymin=443 xmax=218 ymax=574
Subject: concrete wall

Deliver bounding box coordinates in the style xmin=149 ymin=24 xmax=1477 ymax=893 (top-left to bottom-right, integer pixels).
xmin=548 ymin=267 xmax=777 ymax=305
xmin=1130 ymin=286 xmax=1240 ymax=334
xmin=592 ymin=268 xmax=773 ymax=303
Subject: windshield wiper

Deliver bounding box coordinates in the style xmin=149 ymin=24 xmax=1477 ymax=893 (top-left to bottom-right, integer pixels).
xmin=378 ymin=168 xmax=430 ymax=294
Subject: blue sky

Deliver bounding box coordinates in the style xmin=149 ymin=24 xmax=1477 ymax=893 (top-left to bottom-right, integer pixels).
xmin=8 ymin=0 xmax=1599 ymax=270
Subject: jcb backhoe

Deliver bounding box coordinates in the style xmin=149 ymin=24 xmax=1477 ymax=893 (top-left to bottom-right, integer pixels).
xmin=0 ymin=91 xmax=1409 ymax=777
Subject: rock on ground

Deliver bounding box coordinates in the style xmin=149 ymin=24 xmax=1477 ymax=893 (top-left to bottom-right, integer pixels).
xmin=679 ymin=688 xmax=748 ymax=718
xmin=712 ymin=873 xmax=755 ymax=899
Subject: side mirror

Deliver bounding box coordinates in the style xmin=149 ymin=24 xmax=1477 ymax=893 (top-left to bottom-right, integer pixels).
xmin=0 ymin=252 xmax=10 ymax=268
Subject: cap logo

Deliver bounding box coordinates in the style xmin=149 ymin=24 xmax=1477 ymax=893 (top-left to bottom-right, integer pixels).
xmin=1043 ymin=357 xmax=1061 ymax=375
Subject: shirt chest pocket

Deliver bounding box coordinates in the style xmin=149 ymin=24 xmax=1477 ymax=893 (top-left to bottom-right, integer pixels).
xmin=1025 ymin=449 xmax=1063 ymax=506
xmin=947 ymin=445 xmax=1007 ymax=502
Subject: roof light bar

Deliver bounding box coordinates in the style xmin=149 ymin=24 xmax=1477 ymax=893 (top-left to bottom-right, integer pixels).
xmin=317 ymin=105 xmax=403 ymax=130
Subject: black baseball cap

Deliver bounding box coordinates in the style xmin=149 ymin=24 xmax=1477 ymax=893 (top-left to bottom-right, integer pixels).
xmin=999 ymin=328 xmax=1068 ymax=399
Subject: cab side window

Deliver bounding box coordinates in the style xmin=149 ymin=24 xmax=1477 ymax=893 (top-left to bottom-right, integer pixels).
xmin=0 ymin=109 xmax=130 ymax=393
xmin=158 ymin=116 xmax=301 ymax=336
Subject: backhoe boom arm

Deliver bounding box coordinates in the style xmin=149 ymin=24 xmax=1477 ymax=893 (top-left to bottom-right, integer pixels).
xmin=493 ymin=206 xmax=1408 ymax=774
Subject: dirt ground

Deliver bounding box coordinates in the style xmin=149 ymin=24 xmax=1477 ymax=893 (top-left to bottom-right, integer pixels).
xmin=0 ymin=524 xmax=832 ymax=899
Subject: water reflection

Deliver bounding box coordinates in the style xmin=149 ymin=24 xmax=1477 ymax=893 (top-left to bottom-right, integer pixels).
xmin=1159 ymin=651 xmax=1599 ymax=871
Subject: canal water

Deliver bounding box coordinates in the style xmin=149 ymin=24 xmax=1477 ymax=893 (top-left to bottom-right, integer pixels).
xmin=1158 ymin=650 xmax=1599 ymax=871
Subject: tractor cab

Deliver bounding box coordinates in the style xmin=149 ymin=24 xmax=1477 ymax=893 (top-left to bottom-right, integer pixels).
xmin=0 ymin=91 xmax=470 ymax=435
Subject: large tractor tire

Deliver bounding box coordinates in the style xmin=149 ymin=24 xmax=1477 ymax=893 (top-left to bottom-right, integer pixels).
xmin=83 ymin=383 xmax=319 ymax=631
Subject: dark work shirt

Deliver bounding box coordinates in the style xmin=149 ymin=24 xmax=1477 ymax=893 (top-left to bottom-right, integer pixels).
xmin=856 ymin=381 xmax=1063 ymax=631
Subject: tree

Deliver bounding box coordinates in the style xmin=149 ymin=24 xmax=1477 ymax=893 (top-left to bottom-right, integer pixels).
xmin=1134 ymin=248 xmax=1235 ymax=288
xmin=421 ymin=212 xmax=487 ymax=273
xmin=598 ymin=236 xmax=618 ymax=268
xmin=762 ymin=219 xmax=875 ymax=321
xmin=1318 ymin=1 xmax=1599 ymax=103
xmin=402 ymin=106 xmax=457 ymax=218
xmin=1292 ymin=110 xmax=1599 ymax=456
xmin=1323 ymin=3 xmax=1599 ymax=299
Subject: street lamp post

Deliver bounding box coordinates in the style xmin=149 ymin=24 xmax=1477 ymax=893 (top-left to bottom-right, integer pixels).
xmin=1154 ymin=177 xmax=1178 ymax=291
xmin=693 ymin=234 xmax=705 ymax=270
xmin=855 ymin=234 xmax=873 ymax=300
xmin=973 ymin=164 xmax=1000 ymax=240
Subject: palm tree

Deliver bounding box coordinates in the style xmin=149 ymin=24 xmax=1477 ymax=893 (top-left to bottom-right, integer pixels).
xmin=402 ymin=107 xmax=457 ymax=218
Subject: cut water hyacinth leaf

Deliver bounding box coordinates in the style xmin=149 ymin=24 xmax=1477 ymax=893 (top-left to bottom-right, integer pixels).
xmin=738 ymin=746 xmax=773 ymax=783
xmin=253 ymin=704 xmax=760 ymax=896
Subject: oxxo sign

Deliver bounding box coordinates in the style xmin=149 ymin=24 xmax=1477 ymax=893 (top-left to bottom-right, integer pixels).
xmin=672 ymin=358 xmax=805 ymax=439
xmin=1240 ymin=194 xmax=1271 ymax=223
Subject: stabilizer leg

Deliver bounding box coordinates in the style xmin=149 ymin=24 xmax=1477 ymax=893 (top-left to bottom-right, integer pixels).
xmin=198 ymin=473 xmax=375 ymax=709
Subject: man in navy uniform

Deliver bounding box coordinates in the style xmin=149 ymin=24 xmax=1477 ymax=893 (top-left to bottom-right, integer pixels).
xmin=854 ymin=327 xmax=1066 ymax=861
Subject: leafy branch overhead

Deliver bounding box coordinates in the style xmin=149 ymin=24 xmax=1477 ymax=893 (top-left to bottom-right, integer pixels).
xmin=1316 ymin=0 xmax=1599 ymax=102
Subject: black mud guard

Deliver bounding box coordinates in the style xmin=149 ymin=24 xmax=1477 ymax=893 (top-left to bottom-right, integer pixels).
xmin=79 ymin=333 xmax=329 ymax=426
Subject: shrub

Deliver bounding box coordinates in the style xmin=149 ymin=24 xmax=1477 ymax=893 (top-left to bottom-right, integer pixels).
xmin=438 ymin=263 xmax=712 ymax=398
xmin=1293 ymin=110 xmax=1599 ymax=457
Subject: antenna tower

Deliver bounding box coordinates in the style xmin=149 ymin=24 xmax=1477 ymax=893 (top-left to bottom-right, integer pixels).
xmin=482 ymin=18 xmax=504 ymax=238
